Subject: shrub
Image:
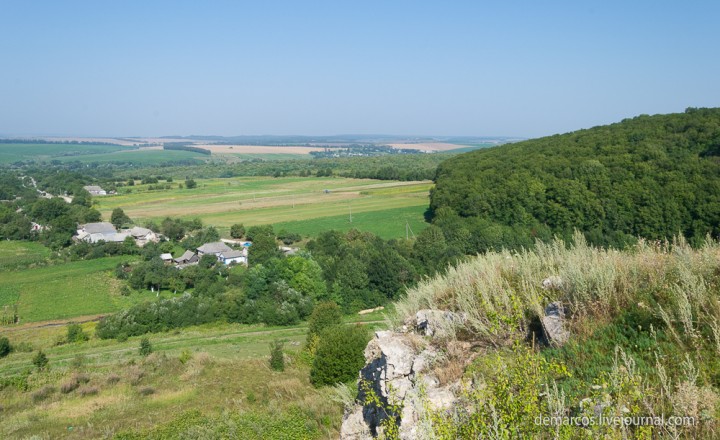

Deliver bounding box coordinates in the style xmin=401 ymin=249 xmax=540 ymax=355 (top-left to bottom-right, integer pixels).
xmin=179 ymin=349 xmax=193 ymax=365
xmin=0 ymin=336 xmax=11 ymax=358
xmin=32 ymin=385 xmax=55 ymax=403
xmin=60 ymin=378 xmax=80 ymax=394
xmin=32 ymin=350 xmax=49 ymax=370
xmin=67 ymin=323 xmax=89 ymax=343
xmin=73 ymin=372 xmax=91 ymax=384
xmin=307 ymin=301 xmax=343 ymax=342
xmin=138 ymin=386 xmax=155 ymax=396
xmin=138 ymin=338 xmax=153 ymax=357
xmin=230 ymin=223 xmax=246 ymax=239
xmin=310 ymin=324 xmax=369 ymax=387
xmin=106 ymin=374 xmax=121 ymax=385
xmin=127 ymin=366 xmax=144 ymax=385
xmin=269 ymin=339 xmax=285 ymax=372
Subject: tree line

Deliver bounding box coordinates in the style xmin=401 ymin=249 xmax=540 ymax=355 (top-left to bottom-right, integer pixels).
xmin=429 ymin=107 xmax=720 ymax=252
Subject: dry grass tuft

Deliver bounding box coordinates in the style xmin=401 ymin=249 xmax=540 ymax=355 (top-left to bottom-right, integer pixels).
xmin=60 ymin=379 xmax=79 ymax=394
xmin=31 ymin=385 xmax=55 ymax=403
xmin=77 ymin=385 xmax=99 ymax=397
xmin=126 ymin=365 xmax=145 ymax=386
xmin=138 ymin=386 xmax=155 ymax=396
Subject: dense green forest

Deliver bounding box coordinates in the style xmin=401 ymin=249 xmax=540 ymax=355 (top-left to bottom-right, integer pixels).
xmin=429 ymin=108 xmax=720 ymax=252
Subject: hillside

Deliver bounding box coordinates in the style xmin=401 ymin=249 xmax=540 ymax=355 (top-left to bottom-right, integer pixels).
xmin=341 ymin=234 xmax=720 ymax=438
xmin=429 ymin=108 xmax=720 ymax=252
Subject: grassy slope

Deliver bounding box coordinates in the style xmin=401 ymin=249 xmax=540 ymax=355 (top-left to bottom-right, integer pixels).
xmin=96 ymin=177 xmax=431 ymax=239
xmin=0 ymin=313 xmax=388 ymax=439
xmin=391 ymin=235 xmax=720 ymax=438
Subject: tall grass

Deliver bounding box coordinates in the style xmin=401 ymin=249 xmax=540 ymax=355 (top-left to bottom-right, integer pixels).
xmin=392 ymin=232 xmax=720 ymax=438
xmin=394 ymin=232 xmax=720 ymax=346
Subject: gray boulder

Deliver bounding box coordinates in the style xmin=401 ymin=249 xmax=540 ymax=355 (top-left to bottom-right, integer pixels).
xmin=342 ymin=330 xmax=455 ymax=439
xmin=415 ymin=309 xmax=465 ymax=338
xmin=541 ymin=301 xmax=570 ymax=346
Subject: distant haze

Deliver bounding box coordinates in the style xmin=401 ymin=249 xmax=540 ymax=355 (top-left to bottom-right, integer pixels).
xmin=1 ymin=1 xmax=718 ymax=138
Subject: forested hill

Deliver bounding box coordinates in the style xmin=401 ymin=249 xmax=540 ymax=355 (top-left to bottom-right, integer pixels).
xmin=428 ymin=108 xmax=720 ymax=251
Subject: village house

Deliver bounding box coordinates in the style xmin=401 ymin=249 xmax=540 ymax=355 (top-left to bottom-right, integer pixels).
xmin=76 ymin=222 xmax=161 ymax=247
xmin=197 ymin=241 xmax=248 ymax=266
xmin=76 ymin=222 xmax=130 ymax=243
xmin=160 ymin=253 xmax=174 ymax=264
xmin=124 ymin=226 xmax=159 ymax=247
xmin=197 ymin=241 xmax=233 ymax=257
xmin=83 ymin=185 xmax=107 ymax=196
xmin=174 ymin=250 xmax=199 ymax=265
xmin=218 ymin=249 xmax=247 ymax=265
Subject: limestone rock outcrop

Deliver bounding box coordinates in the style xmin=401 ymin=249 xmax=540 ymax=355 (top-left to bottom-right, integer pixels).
xmin=341 ymin=308 xmax=464 ymax=440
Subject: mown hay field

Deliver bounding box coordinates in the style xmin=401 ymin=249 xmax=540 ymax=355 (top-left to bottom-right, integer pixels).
xmin=96 ymin=177 xmax=432 ymax=239
xmin=0 ymin=253 xmax=160 ymax=323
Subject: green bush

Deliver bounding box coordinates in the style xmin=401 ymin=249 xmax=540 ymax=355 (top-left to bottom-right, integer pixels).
xmin=67 ymin=323 xmax=89 ymax=343
xmin=32 ymin=350 xmax=49 ymax=370
xmin=230 ymin=223 xmax=246 ymax=239
xmin=306 ymin=301 xmax=343 ymax=355
xmin=139 ymin=338 xmax=153 ymax=357
xmin=310 ymin=324 xmax=369 ymax=387
xmin=0 ymin=336 xmax=11 ymax=358
xmin=307 ymin=302 xmax=343 ymax=339
xmin=269 ymin=339 xmax=285 ymax=372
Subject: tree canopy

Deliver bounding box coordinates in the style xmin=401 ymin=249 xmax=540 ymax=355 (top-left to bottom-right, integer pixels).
xmin=430 ymin=108 xmax=720 ymax=251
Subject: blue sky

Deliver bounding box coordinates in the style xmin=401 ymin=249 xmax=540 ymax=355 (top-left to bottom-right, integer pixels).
xmin=1 ymin=1 xmax=718 ymax=138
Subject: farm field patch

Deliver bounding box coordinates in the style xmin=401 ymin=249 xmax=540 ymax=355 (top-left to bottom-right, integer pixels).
xmin=0 ymin=256 xmax=161 ymax=323
xmin=96 ymin=177 xmax=432 ymax=239
xmin=0 ymin=143 xmax=135 ymax=163
xmin=0 ymin=241 xmax=52 ymax=270
xmin=271 ymin=204 xmax=429 ymax=239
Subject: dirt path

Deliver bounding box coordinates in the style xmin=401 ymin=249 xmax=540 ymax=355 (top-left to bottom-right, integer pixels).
xmin=2 ymin=314 xmax=108 ymax=333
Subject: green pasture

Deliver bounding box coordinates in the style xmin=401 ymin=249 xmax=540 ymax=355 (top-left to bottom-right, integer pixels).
xmin=272 ymin=205 xmax=429 ymax=239
xmin=0 ymin=241 xmax=52 ymax=270
xmin=96 ymin=177 xmax=432 ymax=239
xmin=0 ymin=143 xmax=134 ymax=163
xmin=56 ymin=149 xmax=207 ymax=164
xmin=0 ymin=256 xmax=164 ymax=323
xmin=0 ymin=143 xmax=212 ymax=164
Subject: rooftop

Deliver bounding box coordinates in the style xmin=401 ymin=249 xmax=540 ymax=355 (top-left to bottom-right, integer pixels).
xmin=197 ymin=242 xmax=233 ymax=254
xmin=81 ymin=222 xmax=117 ymax=234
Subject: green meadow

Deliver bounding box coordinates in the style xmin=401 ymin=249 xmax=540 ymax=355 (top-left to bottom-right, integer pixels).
xmin=271 ymin=205 xmax=429 ymax=239
xmin=0 ymin=241 xmax=52 ymax=270
xmin=0 ymin=143 xmax=135 ymax=163
xmin=0 ymin=143 xmax=211 ymax=164
xmin=0 ymin=255 xmax=170 ymax=323
xmin=97 ymin=177 xmax=432 ymax=239
xmin=0 ymin=311 xmax=387 ymax=439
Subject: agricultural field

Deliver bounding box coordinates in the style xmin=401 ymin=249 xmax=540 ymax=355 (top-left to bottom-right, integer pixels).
xmin=0 ymin=143 xmax=332 ymax=165
xmin=0 ymin=314 xmax=387 ymax=438
xmin=96 ymin=177 xmax=432 ymax=239
xmin=0 ymin=255 xmax=170 ymax=323
xmin=0 ymin=143 xmax=212 ymax=165
xmin=0 ymin=241 xmax=52 ymax=270
xmin=272 ymin=205 xmax=428 ymax=239
xmin=0 ymin=143 xmax=137 ymax=163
